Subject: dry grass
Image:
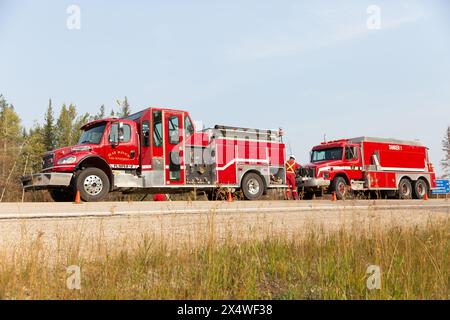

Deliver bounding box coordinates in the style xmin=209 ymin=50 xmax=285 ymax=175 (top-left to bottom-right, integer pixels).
xmin=0 ymin=217 xmax=448 ymax=300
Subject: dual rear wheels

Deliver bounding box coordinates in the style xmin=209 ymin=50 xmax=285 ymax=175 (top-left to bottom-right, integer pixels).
xmin=398 ymin=178 xmax=429 ymax=200
xmin=329 ymin=177 xmax=429 ymax=200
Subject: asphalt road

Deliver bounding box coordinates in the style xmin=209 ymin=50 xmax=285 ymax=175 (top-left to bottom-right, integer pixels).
xmin=0 ymin=199 xmax=448 ymax=220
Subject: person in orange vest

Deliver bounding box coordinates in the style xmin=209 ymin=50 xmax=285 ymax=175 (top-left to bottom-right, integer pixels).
xmin=285 ymin=155 xmax=300 ymax=200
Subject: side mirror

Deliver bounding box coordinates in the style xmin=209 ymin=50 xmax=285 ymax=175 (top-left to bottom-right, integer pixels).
xmin=109 ymin=122 xmax=122 ymax=146
xmin=118 ymin=122 xmax=125 ymax=142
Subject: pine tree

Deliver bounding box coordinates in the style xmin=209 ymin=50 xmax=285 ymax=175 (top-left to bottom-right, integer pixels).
xmin=23 ymin=125 xmax=46 ymax=173
xmin=71 ymin=112 xmax=90 ymax=145
xmin=0 ymin=95 xmax=23 ymax=201
xmin=43 ymin=99 xmax=55 ymax=150
xmin=95 ymin=104 xmax=105 ymax=120
xmin=55 ymin=104 xmax=77 ymax=147
xmin=442 ymin=126 xmax=450 ymax=179
xmin=120 ymin=96 xmax=131 ymax=117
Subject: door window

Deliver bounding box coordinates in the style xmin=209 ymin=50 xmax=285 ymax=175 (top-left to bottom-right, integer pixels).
xmin=169 ymin=151 xmax=181 ymax=181
xmin=184 ymin=116 xmax=194 ymax=137
xmin=109 ymin=123 xmax=131 ymax=143
xmin=168 ymin=116 xmax=180 ymax=145
xmin=345 ymin=146 xmax=358 ymax=160
xmin=142 ymin=121 xmax=150 ymax=147
xmin=153 ymin=111 xmax=163 ymax=147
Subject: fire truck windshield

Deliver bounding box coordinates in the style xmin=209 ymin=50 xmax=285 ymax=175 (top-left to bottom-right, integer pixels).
xmin=78 ymin=123 xmax=107 ymax=145
xmin=311 ymin=147 xmax=343 ymax=162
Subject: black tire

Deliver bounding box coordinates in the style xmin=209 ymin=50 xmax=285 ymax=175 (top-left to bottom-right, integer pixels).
xmin=398 ymin=178 xmax=413 ymax=199
xmin=49 ymin=188 xmax=76 ymax=202
xmin=332 ymin=176 xmax=349 ymax=200
xmin=241 ymin=172 xmax=265 ymax=200
xmin=413 ymin=179 xmax=428 ymax=199
xmin=75 ymin=167 xmax=110 ymax=202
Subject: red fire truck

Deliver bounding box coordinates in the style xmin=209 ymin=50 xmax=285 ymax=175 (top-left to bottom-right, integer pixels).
xmin=22 ymin=108 xmax=286 ymax=201
xmin=298 ymin=137 xmax=437 ymax=200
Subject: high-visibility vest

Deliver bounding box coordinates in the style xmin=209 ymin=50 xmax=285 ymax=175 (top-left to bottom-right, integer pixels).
xmin=286 ymin=160 xmax=298 ymax=173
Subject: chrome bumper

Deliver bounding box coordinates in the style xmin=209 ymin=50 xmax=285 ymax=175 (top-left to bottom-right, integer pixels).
xmin=21 ymin=172 xmax=73 ymax=190
xmin=297 ymin=177 xmax=330 ymax=188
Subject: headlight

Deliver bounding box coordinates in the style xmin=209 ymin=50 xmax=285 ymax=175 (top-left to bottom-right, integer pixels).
xmin=57 ymin=156 xmax=77 ymax=165
xmin=323 ymin=172 xmax=330 ymax=179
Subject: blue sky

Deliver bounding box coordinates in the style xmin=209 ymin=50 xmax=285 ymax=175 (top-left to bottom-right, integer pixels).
xmin=1 ymin=0 xmax=449 ymax=174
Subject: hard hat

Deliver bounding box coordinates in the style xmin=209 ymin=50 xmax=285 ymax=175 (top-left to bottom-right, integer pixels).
xmin=289 ymin=154 xmax=296 ymax=160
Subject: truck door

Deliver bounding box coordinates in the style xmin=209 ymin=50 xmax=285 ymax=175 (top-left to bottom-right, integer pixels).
xmin=139 ymin=110 xmax=152 ymax=171
xmin=344 ymin=144 xmax=363 ymax=180
xmin=104 ymin=120 xmax=140 ymax=170
xmin=163 ymin=111 xmax=185 ymax=185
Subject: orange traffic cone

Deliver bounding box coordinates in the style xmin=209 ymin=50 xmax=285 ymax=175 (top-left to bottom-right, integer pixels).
xmin=74 ymin=190 xmax=81 ymax=204
xmin=228 ymin=191 xmax=233 ymax=202
xmin=332 ymin=192 xmax=337 ymax=202
xmin=424 ymin=192 xmax=428 ymax=201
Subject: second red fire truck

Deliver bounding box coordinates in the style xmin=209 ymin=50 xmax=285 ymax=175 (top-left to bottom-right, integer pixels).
xmin=298 ymin=137 xmax=437 ymax=200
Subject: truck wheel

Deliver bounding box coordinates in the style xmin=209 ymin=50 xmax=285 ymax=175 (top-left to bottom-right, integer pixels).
xmin=75 ymin=168 xmax=110 ymax=202
xmin=413 ymin=179 xmax=428 ymax=199
xmin=241 ymin=172 xmax=264 ymax=200
xmin=49 ymin=189 xmax=75 ymax=202
xmin=332 ymin=176 xmax=350 ymax=200
xmin=398 ymin=178 xmax=412 ymax=199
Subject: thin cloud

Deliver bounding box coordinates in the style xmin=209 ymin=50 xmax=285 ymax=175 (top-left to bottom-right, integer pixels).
xmin=226 ymin=6 xmax=431 ymax=63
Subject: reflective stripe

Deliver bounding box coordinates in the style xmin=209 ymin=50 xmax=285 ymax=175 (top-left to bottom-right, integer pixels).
xmin=286 ymin=161 xmax=297 ymax=173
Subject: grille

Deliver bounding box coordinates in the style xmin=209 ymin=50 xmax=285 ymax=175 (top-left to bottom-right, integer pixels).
xmin=300 ymin=167 xmax=315 ymax=178
xmin=42 ymin=153 xmax=54 ymax=169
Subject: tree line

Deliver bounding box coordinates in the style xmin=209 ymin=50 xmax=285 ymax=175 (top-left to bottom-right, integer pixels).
xmin=0 ymin=93 xmax=449 ymax=202
xmin=0 ymin=94 xmax=131 ymax=202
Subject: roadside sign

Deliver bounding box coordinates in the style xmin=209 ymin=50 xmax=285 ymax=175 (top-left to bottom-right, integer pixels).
xmin=432 ymin=179 xmax=450 ymax=194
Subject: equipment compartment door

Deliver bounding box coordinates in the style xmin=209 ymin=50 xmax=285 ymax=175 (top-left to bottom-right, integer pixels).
xmin=163 ymin=111 xmax=185 ymax=185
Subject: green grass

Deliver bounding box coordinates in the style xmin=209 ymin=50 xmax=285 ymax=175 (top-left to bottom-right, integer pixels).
xmin=0 ymin=220 xmax=448 ymax=299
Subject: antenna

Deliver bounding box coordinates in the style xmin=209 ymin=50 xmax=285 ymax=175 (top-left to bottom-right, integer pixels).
xmin=323 ymin=134 xmax=327 ymax=143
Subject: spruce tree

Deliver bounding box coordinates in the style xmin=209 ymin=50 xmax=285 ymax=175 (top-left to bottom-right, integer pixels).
xmin=43 ymin=99 xmax=55 ymax=150
xmin=71 ymin=112 xmax=90 ymax=145
xmin=120 ymin=96 xmax=131 ymax=117
xmin=0 ymin=95 xmax=23 ymax=201
xmin=55 ymin=104 xmax=76 ymax=147
xmin=95 ymin=104 xmax=105 ymax=120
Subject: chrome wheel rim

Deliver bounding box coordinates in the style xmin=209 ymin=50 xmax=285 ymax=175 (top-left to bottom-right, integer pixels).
xmin=247 ymin=178 xmax=260 ymax=195
xmin=400 ymin=182 xmax=410 ymax=196
xmin=417 ymin=183 xmax=425 ymax=196
xmin=338 ymin=182 xmax=346 ymax=195
xmin=83 ymin=175 xmax=103 ymax=196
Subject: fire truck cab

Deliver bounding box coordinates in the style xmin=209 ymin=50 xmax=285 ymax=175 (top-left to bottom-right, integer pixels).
xmin=22 ymin=107 xmax=286 ymax=202
xmin=298 ymin=137 xmax=437 ymax=200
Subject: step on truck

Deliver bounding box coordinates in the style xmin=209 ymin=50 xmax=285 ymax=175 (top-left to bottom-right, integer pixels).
xmin=22 ymin=107 xmax=287 ymax=202
xmin=298 ymin=137 xmax=437 ymax=200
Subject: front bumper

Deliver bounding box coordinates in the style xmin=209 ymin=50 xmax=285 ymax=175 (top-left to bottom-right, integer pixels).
xmin=297 ymin=177 xmax=330 ymax=188
xmin=21 ymin=172 xmax=73 ymax=190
